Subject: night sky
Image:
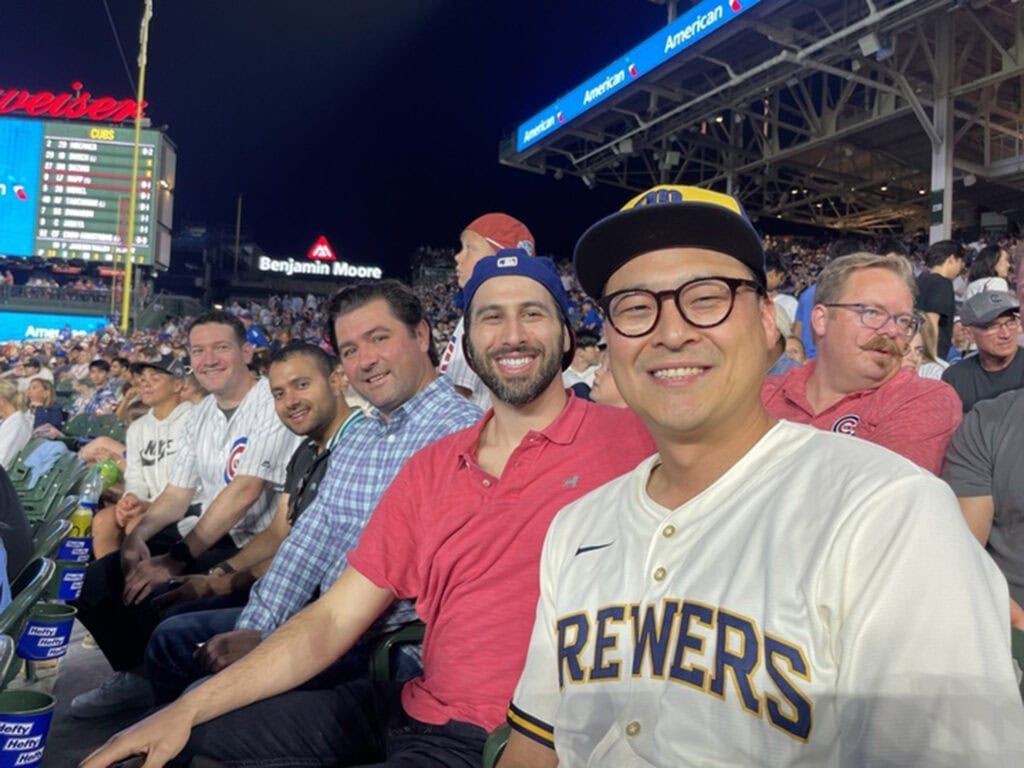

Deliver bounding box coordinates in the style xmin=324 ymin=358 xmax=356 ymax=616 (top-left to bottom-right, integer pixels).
xmin=4 ymin=0 xmax=679 ymax=275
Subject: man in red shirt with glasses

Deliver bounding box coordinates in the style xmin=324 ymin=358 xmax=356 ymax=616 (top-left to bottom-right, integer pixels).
xmin=762 ymin=252 xmax=961 ymax=474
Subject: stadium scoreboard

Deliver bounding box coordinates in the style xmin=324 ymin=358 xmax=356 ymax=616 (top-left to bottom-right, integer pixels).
xmin=0 ymin=117 xmax=175 ymax=268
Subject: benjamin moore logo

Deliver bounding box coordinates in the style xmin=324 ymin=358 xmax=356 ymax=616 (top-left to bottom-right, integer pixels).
xmin=224 ymin=436 xmax=249 ymax=483
xmin=307 ymin=235 xmax=336 ymax=262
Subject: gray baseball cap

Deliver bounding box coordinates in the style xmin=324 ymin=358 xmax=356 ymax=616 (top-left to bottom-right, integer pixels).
xmin=130 ymin=353 xmax=187 ymax=378
xmin=960 ymin=291 xmax=1020 ymax=327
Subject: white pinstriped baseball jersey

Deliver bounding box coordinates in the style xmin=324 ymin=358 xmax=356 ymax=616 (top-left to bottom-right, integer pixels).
xmin=168 ymin=377 xmax=300 ymax=546
xmin=511 ymin=421 xmax=1024 ymax=766
xmin=439 ymin=317 xmax=491 ymax=411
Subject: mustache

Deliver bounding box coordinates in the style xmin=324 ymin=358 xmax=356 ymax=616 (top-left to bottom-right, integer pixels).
xmin=861 ymin=336 xmax=905 ymax=356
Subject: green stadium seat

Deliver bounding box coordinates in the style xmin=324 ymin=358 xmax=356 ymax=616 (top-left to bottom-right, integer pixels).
xmin=481 ymin=724 xmax=510 ymax=768
xmin=1012 ymin=627 xmax=1024 ymax=701
xmin=369 ymin=620 xmax=425 ymax=682
xmin=93 ymin=414 xmax=126 ymax=443
xmin=0 ymin=559 xmax=55 ymax=639
xmin=62 ymin=413 xmax=95 ymax=439
xmin=31 ymin=519 xmax=71 ymax=561
xmin=0 ymin=635 xmax=13 ymax=690
xmin=6 ymin=438 xmax=49 ymax=491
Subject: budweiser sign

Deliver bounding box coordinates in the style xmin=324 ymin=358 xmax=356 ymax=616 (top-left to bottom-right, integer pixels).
xmin=0 ymin=82 xmax=147 ymax=123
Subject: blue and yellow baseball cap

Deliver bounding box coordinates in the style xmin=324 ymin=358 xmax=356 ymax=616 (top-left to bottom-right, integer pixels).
xmin=573 ymin=185 xmax=765 ymax=298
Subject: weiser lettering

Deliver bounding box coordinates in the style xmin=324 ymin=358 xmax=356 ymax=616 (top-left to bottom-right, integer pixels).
xmin=0 ymin=84 xmax=146 ymax=123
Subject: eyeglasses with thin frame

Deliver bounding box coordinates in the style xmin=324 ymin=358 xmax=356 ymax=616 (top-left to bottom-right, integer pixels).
xmin=599 ymin=276 xmax=765 ymax=338
xmin=823 ymin=303 xmax=921 ymax=337
xmin=976 ymin=315 xmax=1020 ymax=334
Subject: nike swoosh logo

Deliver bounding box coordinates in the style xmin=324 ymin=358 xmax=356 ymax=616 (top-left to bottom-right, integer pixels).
xmin=575 ymin=542 xmax=614 ymax=556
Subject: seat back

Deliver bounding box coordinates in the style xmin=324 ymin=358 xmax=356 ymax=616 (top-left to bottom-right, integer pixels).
xmin=369 ymin=621 xmax=425 ymax=681
xmin=0 ymin=635 xmax=13 ymax=690
xmin=481 ymin=724 xmax=510 ymax=768
xmin=62 ymin=413 xmax=95 ymax=438
xmin=0 ymin=559 xmax=55 ymax=638
xmin=31 ymin=519 xmax=71 ymax=562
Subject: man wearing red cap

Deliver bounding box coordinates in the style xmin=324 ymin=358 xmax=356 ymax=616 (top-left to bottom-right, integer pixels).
xmin=439 ymin=213 xmax=535 ymax=409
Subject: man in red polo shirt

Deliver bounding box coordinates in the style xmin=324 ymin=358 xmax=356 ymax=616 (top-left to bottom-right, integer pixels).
xmin=762 ymin=252 xmax=961 ymax=474
xmin=82 ymin=255 xmax=654 ymax=768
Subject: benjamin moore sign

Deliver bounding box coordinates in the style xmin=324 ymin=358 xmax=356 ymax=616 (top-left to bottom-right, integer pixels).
xmin=257 ymin=255 xmax=383 ymax=279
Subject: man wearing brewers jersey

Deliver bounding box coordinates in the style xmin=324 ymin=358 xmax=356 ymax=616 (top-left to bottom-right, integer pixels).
xmin=72 ymin=311 xmax=300 ymax=718
xmin=502 ymin=186 xmax=1024 ymax=766
xmin=80 ymin=254 xmax=654 ymax=767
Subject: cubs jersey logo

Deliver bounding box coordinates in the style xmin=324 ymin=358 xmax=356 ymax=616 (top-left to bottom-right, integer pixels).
xmin=831 ymin=415 xmax=860 ymax=435
xmin=224 ymin=436 xmax=249 ymax=483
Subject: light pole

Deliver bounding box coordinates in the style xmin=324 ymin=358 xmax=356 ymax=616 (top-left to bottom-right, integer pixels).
xmin=120 ymin=0 xmax=154 ymax=333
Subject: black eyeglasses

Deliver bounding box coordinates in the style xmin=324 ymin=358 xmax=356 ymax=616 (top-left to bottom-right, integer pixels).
xmin=823 ymin=303 xmax=921 ymax=337
xmin=599 ymin=277 xmax=765 ymax=338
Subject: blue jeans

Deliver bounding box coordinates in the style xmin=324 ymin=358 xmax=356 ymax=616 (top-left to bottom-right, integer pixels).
xmin=171 ymin=679 xmax=488 ymax=767
xmin=146 ymin=608 xmax=243 ymax=705
xmin=146 ymin=609 xmax=423 ymax=705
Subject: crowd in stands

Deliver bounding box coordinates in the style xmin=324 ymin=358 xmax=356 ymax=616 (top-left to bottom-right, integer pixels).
xmin=0 ymin=194 xmax=1022 ymax=766
xmin=0 ymin=270 xmax=124 ymax=303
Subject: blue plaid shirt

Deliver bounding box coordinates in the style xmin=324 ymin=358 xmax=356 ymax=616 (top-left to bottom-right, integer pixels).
xmin=237 ymin=376 xmax=482 ymax=637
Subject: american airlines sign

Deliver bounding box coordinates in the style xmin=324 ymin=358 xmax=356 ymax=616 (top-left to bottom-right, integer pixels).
xmin=515 ymin=0 xmax=761 ymax=152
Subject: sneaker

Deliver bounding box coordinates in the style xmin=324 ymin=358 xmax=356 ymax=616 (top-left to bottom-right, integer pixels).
xmin=70 ymin=671 xmax=154 ymax=719
xmin=81 ymin=632 xmax=99 ymax=650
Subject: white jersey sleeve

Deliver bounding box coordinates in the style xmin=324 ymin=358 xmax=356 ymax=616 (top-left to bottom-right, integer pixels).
xmin=166 ymin=400 xmax=203 ymax=490
xmin=822 ymin=474 xmax=1024 ymax=765
xmin=439 ymin=318 xmax=492 ymax=411
xmin=509 ymin=521 xmax=562 ymax=751
xmin=122 ymin=416 xmax=146 ymax=499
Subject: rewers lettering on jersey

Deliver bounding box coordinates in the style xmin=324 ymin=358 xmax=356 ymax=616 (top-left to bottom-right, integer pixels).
xmin=556 ymin=598 xmax=812 ymax=741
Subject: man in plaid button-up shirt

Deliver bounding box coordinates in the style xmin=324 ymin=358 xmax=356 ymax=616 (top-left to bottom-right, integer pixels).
xmin=143 ymin=281 xmax=480 ymax=700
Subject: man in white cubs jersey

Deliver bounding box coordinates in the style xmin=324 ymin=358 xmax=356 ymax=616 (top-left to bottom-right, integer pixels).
xmin=502 ymin=185 xmax=1024 ymax=767
xmin=72 ymin=311 xmax=300 ymax=719
xmin=439 ymin=212 xmax=535 ymax=410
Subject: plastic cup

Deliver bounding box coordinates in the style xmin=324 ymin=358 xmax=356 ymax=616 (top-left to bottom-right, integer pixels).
xmin=15 ymin=604 xmax=77 ymax=661
xmin=0 ymin=690 xmax=55 ymax=768
xmin=46 ymin=560 xmax=87 ymax=602
xmin=55 ymin=536 xmax=91 ymax=563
